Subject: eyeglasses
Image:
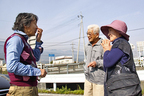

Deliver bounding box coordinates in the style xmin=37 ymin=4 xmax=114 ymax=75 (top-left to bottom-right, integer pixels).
xmin=86 ymin=32 xmax=92 ymax=36
xmin=87 ymin=32 xmax=98 ymax=36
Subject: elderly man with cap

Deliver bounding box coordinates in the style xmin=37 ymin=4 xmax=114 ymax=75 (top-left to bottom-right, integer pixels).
xmin=100 ymin=20 xmax=142 ymax=96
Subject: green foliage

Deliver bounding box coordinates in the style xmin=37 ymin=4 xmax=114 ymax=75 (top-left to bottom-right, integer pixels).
xmin=141 ymin=81 xmax=144 ymax=95
xmin=1 ymin=70 xmax=8 ymax=74
xmin=50 ymin=61 xmax=53 ymax=64
xmin=38 ymin=89 xmax=49 ymax=93
xmin=38 ymin=85 xmax=84 ymax=95
xmin=56 ymin=85 xmax=70 ymax=94
xmin=77 ymin=84 xmax=82 ymax=90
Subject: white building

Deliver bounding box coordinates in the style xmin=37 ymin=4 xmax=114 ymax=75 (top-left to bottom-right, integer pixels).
xmin=134 ymin=57 xmax=144 ymax=67
xmin=130 ymin=43 xmax=135 ymax=50
xmin=137 ymin=41 xmax=144 ymax=57
xmin=53 ymin=56 xmax=73 ymax=64
xmin=0 ymin=58 xmax=4 ymax=66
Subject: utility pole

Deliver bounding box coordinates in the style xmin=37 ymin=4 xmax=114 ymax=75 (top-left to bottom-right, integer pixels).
xmin=76 ymin=13 xmax=86 ymax=63
xmin=71 ymin=42 xmax=75 ymax=63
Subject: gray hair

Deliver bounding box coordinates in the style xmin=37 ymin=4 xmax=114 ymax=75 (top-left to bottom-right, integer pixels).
xmin=12 ymin=13 xmax=38 ymax=32
xmin=87 ymin=24 xmax=100 ymax=34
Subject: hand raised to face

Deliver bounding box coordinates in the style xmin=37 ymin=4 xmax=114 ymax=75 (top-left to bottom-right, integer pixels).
xmin=36 ymin=28 xmax=43 ymax=42
xmin=101 ymin=39 xmax=112 ymax=52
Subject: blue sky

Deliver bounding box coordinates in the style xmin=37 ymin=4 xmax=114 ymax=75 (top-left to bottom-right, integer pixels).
xmin=0 ymin=0 xmax=144 ymax=61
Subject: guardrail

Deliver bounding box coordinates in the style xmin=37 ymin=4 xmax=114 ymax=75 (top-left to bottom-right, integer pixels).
xmin=39 ymin=63 xmax=84 ymax=74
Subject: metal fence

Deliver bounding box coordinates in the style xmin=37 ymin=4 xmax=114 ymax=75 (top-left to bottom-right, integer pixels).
xmin=38 ymin=63 xmax=84 ymax=74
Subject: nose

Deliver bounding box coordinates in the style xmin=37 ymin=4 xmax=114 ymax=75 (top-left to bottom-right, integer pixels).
xmin=87 ymin=34 xmax=90 ymax=36
xmin=36 ymin=25 xmax=38 ymax=29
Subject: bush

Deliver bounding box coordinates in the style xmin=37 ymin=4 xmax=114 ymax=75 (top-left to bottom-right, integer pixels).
xmin=1 ymin=70 xmax=8 ymax=74
xmin=38 ymin=85 xmax=84 ymax=95
xmin=141 ymin=81 xmax=144 ymax=94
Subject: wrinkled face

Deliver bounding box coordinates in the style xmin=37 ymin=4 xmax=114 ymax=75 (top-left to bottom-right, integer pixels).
xmin=87 ymin=29 xmax=99 ymax=44
xmin=108 ymin=28 xmax=121 ymax=42
xmin=24 ymin=20 xmax=38 ymax=37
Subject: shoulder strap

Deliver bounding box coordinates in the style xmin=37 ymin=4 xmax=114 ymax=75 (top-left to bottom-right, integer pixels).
xmin=4 ymin=33 xmax=33 ymax=60
xmin=13 ymin=34 xmax=36 ymax=62
xmin=4 ymin=33 xmax=18 ymax=60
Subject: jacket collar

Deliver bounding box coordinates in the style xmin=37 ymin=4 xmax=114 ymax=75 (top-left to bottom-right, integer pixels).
xmin=88 ymin=38 xmax=102 ymax=46
xmin=14 ymin=30 xmax=29 ymax=40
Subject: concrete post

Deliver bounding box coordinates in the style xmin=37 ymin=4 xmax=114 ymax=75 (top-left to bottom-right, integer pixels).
xmin=53 ymin=83 xmax=56 ymax=91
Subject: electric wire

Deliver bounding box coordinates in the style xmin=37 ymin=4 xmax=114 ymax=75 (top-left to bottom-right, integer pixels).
xmin=45 ymin=24 xmax=79 ymax=40
xmin=44 ymin=27 xmax=144 ymax=47
xmin=43 ymin=17 xmax=79 ymax=34
xmin=44 ymin=36 xmax=87 ymax=48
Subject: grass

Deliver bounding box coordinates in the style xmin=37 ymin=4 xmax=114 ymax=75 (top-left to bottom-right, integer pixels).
xmin=141 ymin=81 xmax=144 ymax=95
xmin=0 ymin=69 xmax=8 ymax=74
xmin=38 ymin=85 xmax=84 ymax=95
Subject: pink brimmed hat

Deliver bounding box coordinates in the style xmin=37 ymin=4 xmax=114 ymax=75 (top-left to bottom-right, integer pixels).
xmin=101 ymin=20 xmax=129 ymax=41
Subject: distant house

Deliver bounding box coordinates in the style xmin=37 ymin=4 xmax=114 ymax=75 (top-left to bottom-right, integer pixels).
xmin=0 ymin=58 xmax=4 ymax=66
xmin=134 ymin=57 xmax=144 ymax=67
xmin=53 ymin=56 xmax=73 ymax=64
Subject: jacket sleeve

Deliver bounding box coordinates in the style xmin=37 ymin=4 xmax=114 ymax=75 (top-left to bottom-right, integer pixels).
xmin=6 ymin=36 xmax=41 ymax=76
xmin=33 ymin=41 xmax=43 ymax=61
xmin=95 ymin=45 xmax=104 ymax=68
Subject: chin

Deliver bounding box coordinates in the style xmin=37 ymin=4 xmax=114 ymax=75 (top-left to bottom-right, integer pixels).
xmin=88 ymin=39 xmax=92 ymax=42
xmin=32 ymin=34 xmax=35 ymax=36
xmin=110 ymin=39 xmax=114 ymax=42
xmin=29 ymin=35 xmax=35 ymax=37
xmin=90 ymin=41 xmax=93 ymax=44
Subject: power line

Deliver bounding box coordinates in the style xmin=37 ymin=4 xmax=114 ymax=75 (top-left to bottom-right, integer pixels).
xmin=44 ymin=17 xmax=79 ymax=34
xmin=0 ymin=25 xmax=144 ymax=49
xmin=44 ymin=36 xmax=87 ymax=47
xmin=45 ymin=24 xmax=79 ymax=40
xmin=0 ymin=20 xmax=13 ymax=23
xmin=43 ymin=43 xmax=84 ymax=46
xmin=128 ymin=28 xmax=144 ymax=31
xmin=43 ymin=27 xmax=144 ymax=48
xmin=0 ymin=39 xmax=6 ymax=41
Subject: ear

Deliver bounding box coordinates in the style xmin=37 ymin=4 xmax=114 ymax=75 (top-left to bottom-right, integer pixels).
xmin=23 ymin=25 xmax=27 ymax=29
xmin=95 ymin=33 xmax=99 ymax=38
xmin=96 ymin=33 xmax=99 ymax=36
xmin=119 ymin=33 xmax=122 ymax=37
xmin=23 ymin=25 xmax=28 ymax=33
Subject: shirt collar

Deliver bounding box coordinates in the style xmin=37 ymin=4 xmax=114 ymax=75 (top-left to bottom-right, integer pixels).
xmin=112 ymin=37 xmax=125 ymax=44
xmin=14 ymin=30 xmax=29 ymax=40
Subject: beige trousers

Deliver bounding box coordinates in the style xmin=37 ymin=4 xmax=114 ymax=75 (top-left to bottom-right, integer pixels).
xmin=7 ymin=86 xmax=38 ymax=96
xmin=84 ymin=79 xmax=104 ymax=96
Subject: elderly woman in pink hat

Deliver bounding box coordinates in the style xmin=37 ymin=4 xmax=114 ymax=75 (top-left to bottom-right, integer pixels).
xmin=100 ymin=20 xmax=142 ymax=96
